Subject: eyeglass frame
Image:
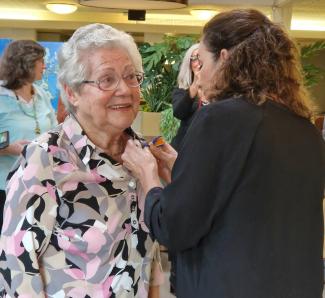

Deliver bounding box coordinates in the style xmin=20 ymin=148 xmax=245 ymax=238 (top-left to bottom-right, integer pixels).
xmin=190 ymin=54 xmax=200 ymax=63
xmin=81 ymin=71 xmax=144 ymax=91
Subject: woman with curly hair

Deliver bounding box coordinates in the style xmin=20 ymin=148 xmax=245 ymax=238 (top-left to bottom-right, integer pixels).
xmin=0 ymin=40 xmax=57 ymax=233
xmin=122 ymin=9 xmax=325 ymax=298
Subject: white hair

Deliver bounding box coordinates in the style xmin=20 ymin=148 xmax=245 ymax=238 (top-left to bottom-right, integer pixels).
xmin=57 ymin=23 xmax=143 ymax=112
xmin=177 ymin=43 xmax=199 ymax=89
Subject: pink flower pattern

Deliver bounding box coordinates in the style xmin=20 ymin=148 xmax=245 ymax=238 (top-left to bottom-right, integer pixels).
xmin=0 ymin=116 xmax=162 ymax=298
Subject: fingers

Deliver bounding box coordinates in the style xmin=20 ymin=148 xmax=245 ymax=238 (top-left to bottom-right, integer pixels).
xmin=149 ymin=142 xmax=177 ymax=160
xmin=16 ymin=140 xmax=31 ymax=145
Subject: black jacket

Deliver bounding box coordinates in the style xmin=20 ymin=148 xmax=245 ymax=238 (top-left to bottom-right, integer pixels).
xmin=171 ymin=87 xmax=199 ymax=151
xmin=145 ymin=97 xmax=325 ymax=298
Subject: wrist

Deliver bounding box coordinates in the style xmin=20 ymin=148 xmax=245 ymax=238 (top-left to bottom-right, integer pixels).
xmin=141 ymin=174 xmax=162 ymax=196
xmin=189 ymin=85 xmax=197 ymax=99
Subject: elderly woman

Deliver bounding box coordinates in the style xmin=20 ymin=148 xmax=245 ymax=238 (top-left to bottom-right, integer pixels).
xmin=0 ymin=40 xmax=57 ymax=233
xmin=0 ymin=24 xmax=162 ymax=297
xmin=122 ymin=9 xmax=325 ymax=298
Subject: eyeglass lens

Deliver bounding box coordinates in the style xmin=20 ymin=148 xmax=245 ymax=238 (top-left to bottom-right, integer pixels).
xmin=99 ymin=71 xmax=143 ymax=90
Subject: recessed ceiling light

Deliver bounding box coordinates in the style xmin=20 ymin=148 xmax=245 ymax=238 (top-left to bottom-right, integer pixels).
xmin=46 ymin=3 xmax=78 ymax=14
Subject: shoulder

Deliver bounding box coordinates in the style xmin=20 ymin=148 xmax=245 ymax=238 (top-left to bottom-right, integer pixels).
xmin=24 ymin=125 xmax=63 ymax=158
xmin=0 ymin=87 xmax=18 ymax=114
xmin=196 ymin=96 xmax=263 ymax=128
xmin=172 ymin=87 xmax=189 ymax=97
xmin=0 ymin=85 xmax=15 ymax=101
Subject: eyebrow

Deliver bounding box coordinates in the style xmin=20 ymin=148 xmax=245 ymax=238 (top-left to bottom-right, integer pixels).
xmin=96 ymin=64 xmax=135 ymax=74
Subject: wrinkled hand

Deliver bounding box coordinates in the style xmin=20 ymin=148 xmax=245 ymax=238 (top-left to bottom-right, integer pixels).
xmin=149 ymin=142 xmax=177 ymax=184
xmin=121 ymin=140 xmax=162 ymax=194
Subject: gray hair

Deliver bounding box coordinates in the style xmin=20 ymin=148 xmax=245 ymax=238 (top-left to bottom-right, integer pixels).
xmin=177 ymin=43 xmax=199 ymax=89
xmin=57 ymin=23 xmax=143 ymax=112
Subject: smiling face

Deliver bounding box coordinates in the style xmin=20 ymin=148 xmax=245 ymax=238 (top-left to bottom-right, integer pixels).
xmin=68 ymin=47 xmax=141 ymax=136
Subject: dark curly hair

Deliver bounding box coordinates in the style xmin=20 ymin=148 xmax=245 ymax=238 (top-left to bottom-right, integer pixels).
xmin=202 ymin=9 xmax=313 ymax=120
xmin=0 ymin=40 xmax=45 ymax=90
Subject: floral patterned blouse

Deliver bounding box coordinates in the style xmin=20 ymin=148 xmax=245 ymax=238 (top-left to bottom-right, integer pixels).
xmin=0 ymin=116 xmax=162 ymax=298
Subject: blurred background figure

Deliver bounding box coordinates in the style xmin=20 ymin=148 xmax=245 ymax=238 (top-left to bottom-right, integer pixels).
xmin=0 ymin=24 xmax=162 ymax=298
xmin=171 ymin=43 xmax=208 ymax=151
xmin=56 ymin=96 xmax=69 ymax=123
xmin=0 ymin=39 xmax=57 ymax=233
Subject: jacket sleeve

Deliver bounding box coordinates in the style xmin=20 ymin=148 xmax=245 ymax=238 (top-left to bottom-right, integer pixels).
xmin=172 ymin=87 xmax=197 ymax=120
xmin=144 ymin=100 xmax=263 ymax=252
xmin=0 ymin=142 xmax=59 ymax=297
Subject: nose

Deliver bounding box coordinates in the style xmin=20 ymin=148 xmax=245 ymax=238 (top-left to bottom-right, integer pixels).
xmin=114 ymin=77 xmax=132 ymax=96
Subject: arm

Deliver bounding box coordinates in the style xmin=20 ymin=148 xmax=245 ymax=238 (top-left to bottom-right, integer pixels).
xmin=149 ymin=285 xmax=160 ymax=298
xmin=144 ymin=100 xmax=263 ymax=252
xmin=0 ymin=140 xmax=30 ymax=156
xmin=172 ymin=88 xmax=197 ymax=120
xmin=148 ymin=242 xmax=164 ymax=298
xmin=0 ymin=142 xmax=59 ymax=297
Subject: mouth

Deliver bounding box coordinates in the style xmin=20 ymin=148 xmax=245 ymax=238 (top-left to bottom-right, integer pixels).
xmin=108 ymin=103 xmax=133 ymax=110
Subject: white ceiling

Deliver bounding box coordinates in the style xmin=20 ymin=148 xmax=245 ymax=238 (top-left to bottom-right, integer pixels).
xmin=0 ymin=0 xmax=324 ymax=39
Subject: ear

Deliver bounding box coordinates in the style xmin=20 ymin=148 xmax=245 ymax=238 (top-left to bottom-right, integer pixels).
xmin=64 ymin=84 xmax=79 ymax=108
xmin=219 ymin=49 xmax=230 ymax=62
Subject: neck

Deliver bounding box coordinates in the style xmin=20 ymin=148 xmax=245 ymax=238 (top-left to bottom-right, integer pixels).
xmin=75 ymin=115 xmax=128 ymax=160
xmin=14 ymin=83 xmax=34 ymax=102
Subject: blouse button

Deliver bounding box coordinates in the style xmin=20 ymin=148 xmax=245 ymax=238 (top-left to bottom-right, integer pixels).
xmin=128 ymin=180 xmax=136 ymax=189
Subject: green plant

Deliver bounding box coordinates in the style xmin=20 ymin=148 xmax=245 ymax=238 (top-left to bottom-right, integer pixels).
xmin=160 ymin=106 xmax=180 ymax=143
xmin=139 ymin=35 xmax=198 ymax=140
xmin=140 ymin=35 xmax=197 ymax=112
xmin=301 ymin=40 xmax=325 ymax=88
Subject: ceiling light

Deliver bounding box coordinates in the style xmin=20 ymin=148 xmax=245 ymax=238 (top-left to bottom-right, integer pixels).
xmin=46 ymin=3 xmax=78 ymax=14
xmin=190 ymin=9 xmax=217 ymax=21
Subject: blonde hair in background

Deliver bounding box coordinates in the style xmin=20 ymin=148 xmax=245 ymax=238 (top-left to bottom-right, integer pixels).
xmin=177 ymin=43 xmax=199 ymax=90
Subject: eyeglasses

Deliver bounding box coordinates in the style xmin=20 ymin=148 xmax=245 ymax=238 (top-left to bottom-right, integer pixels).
xmin=81 ymin=71 xmax=144 ymax=91
xmin=190 ymin=54 xmax=200 ymax=63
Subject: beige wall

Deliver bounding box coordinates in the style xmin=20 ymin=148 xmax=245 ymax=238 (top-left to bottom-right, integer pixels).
xmin=0 ymin=28 xmax=36 ymax=40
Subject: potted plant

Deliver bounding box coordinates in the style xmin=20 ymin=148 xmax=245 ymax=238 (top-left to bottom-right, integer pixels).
xmin=133 ymin=35 xmax=198 ymax=141
xmin=300 ymin=40 xmax=325 ymax=88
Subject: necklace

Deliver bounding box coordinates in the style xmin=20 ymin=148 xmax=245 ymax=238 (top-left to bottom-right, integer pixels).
xmin=15 ymin=93 xmax=41 ymax=135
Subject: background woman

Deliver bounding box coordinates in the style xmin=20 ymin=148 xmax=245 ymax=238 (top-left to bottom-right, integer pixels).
xmin=122 ymin=9 xmax=325 ymax=298
xmin=0 ymin=24 xmax=162 ymax=297
xmin=0 ymin=40 xmax=57 ymax=233
xmin=171 ymin=43 xmax=207 ymax=151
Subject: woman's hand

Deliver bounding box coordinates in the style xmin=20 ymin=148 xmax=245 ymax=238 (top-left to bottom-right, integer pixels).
xmin=149 ymin=142 xmax=177 ymax=184
xmin=189 ymin=74 xmax=200 ymax=98
xmin=122 ymin=140 xmax=162 ymax=195
xmin=0 ymin=140 xmax=30 ymax=156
